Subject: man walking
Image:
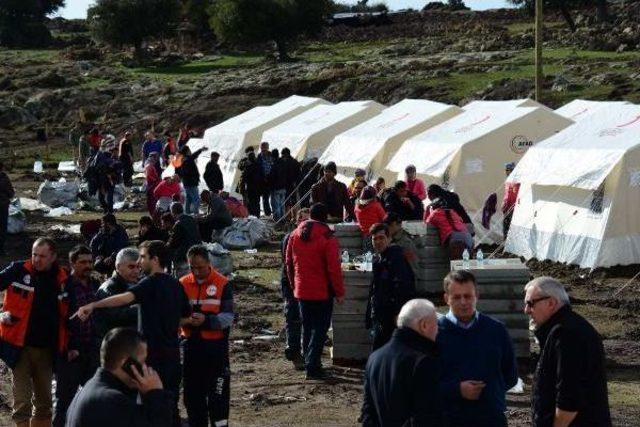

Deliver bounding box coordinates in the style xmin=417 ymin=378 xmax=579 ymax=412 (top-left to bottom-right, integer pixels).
xmin=366 ymin=223 xmax=416 ymax=350
xmin=0 ymin=238 xmax=69 ymax=427
xmin=175 ymin=145 xmax=207 ymax=215
xmin=525 ymin=277 xmax=611 ymax=427
xmin=74 ymin=240 xmax=191 ymax=427
xmin=437 ymin=270 xmax=518 ymax=427
xmin=53 ymin=245 xmax=101 ymax=427
xmin=180 ymin=245 xmax=234 ymax=427
xmin=280 ymin=208 xmax=310 ymax=370
xmin=285 ymin=203 xmax=344 ymax=379
xmin=361 ymin=299 xmax=442 ymax=426
xmin=0 ymin=161 xmax=15 ymax=255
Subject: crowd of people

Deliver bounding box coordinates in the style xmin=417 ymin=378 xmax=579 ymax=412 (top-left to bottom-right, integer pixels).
xmin=0 ymin=128 xmax=613 ymax=427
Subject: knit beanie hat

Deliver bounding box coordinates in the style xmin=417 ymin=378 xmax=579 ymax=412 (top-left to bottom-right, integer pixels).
xmin=324 ymin=162 xmax=337 ymax=174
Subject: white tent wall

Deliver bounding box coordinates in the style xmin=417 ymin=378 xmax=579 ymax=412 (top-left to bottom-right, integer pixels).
xmin=319 ymin=99 xmax=462 ymax=186
xmin=555 ymin=99 xmax=630 ymax=122
xmin=202 ymin=95 xmax=329 ymax=193
xmin=462 ymin=98 xmax=550 ymax=111
xmin=263 ymin=101 xmax=386 ymax=162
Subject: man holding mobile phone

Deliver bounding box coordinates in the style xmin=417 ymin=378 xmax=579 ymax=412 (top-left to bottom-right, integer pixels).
xmin=179 ymin=244 xmax=233 ymax=427
xmin=66 ymin=327 xmax=173 ymax=427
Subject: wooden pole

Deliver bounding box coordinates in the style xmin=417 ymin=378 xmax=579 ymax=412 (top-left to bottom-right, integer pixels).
xmin=535 ymin=0 xmax=543 ymax=101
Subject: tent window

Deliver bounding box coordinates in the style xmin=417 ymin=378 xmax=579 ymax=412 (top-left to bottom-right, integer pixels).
xmin=590 ymin=184 xmax=604 ymax=214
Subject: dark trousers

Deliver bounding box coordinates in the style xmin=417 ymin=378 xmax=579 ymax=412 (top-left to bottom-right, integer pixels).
xmin=122 ymin=163 xmax=133 ymax=187
xmin=299 ymin=299 xmax=333 ymax=375
xmin=148 ymin=351 xmax=181 ymax=427
xmin=98 ymin=186 xmax=114 ymax=213
xmin=0 ymin=202 xmax=7 ymax=252
xmin=183 ymin=338 xmax=230 ymax=427
xmin=246 ymin=191 xmax=260 ymax=217
xmin=261 ymin=190 xmax=271 ymax=216
xmin=372 ymin=318 xmax=395 ymax=351
xmin=53 ymin=350 xmax=99 ymax=427
xmin=503 ymin=210 xmax=514 ymax=239
xmin=280 ymin=279 xmax=301 ymax=358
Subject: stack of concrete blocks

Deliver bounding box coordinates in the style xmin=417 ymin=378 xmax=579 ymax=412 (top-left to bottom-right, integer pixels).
xmin=331 ymin=270 xmax=372 ymax=365
xmin=333 ymin=223 xmax=363 ymax=259
xmin=450 ymin=258 xmax=531 ymax=359
xmin=402 ymin=221 xmax=450 ymax=295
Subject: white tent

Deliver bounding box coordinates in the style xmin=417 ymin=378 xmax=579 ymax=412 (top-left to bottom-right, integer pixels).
xmin=462 ymin=98 xmax=550 ymax=111
xmin=555 ymin=99 xmax=630 ymax=122
xmin=387 ymin=105 xmax=573 ymax=242
xmin=202 ymin=95 xmax=329 ymax=192
xmin=318 ymin=99 xmax=462 ymax=185
xmin=262 ymin=101 xmax=386 ymax=161
xmin=505 ymin=103 xmax=640 ymax=269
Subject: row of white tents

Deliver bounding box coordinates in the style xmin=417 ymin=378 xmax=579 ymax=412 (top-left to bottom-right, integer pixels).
xmin=186 ymin=95 xmax=639 ymax=269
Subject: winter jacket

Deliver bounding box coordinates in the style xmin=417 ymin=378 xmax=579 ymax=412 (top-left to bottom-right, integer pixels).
xmin=361 ymin=327 xmax=443 ymax=427
xmin=502 ymin=182 xmax=520 ymax=214
xmin=167 ymin=214 xmax=202 ymax=264
xmin=355 ymin=200 xmax=387 ymax=236
xmin=406 ymin=178 xmax=427 ymax=201
xmin=201 ymin=194 xmax=233 ymax=230
xmin=237 ymin=155 xmax=262 ymax=196
xmin=203 ymin=161 xmax=224 ymax=193
xmin=285 ymin=220 xmax=345 ymax=301
xmin=280 ymin=155 xmax=301 ymax=195
xmin=176 ymin=148 xmax=205 ymax=187
xmin=429 ymin=190 xmax=472 ymax=224
xmin=383 ymin=191 xmax=424 ymax=221
xmin=153 ymin=180 xmax=181 ymax=200
xmin=138 ymin=226 xmax=169 ymax=245
xmin=90 ymin=225 xmax=130 ymax=260
xmin=66 ymin=368 xmax=173 ymax=427
xmin=94 ymin=274 xmax=139 ymax=341
xmin=141 ymin=139 xmax=163 ymax=164
xmin=425 ymin=208 xmax=468 ymax=245
xmin=270 ymin=157 xmax=289 ymax=191
xmin=0 ymin=171 xmax=15 ymax=206
xmin=145 ymin=163 xmax=161 ymax=191
xmin=532 ymin=305 xmax=611 ymax=427
xmin=310 ymin=178 xmax=355 ymax=220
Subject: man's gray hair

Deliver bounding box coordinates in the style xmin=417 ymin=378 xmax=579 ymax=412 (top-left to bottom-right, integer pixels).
xmin=524 ymin=276 xmax=570 ymax=305
xmin=397 ymin=299 xmax=437 ymax=328
xmin=115 ymin=247 xmax=140 ymax=267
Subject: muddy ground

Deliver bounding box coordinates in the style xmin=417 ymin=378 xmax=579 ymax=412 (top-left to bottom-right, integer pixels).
xmin=0 ymin=171 xmax=639 ymax=426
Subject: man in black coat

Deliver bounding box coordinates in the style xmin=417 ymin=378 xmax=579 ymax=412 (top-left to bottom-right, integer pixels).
xmin=204 ymin=152 xmax=224 ymax=193
xmin=525 ymin=277 xmax=611 ymax=427
xmin=366 ymin=223 xmax=416 ymax=350
xmin=66 ymin=328 xmax=173 ymax=427
xmin=0 ymin=161 xmax=15 ymax=255
xmin=384 ymin=181 xmax=424 ymax=221
xmin=361 ymin=298 xmax=443 ymax=427
xmin=175 ymin=145 xmax=207 ymax=215
xmin=237 ymin=147 xmax=262 ymax=217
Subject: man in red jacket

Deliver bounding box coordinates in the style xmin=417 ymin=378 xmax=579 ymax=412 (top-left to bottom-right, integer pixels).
xmin=285 ymin=203 xmax=344 ymax=380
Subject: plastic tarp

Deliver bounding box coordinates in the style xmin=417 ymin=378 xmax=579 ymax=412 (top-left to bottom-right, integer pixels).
xmin=262 ymin=101 xmax=386 ymax=161
xmin=221 ymin=218 xmax=273 ymax=250
xmin=8 ymin=200 xmax=26 ymax=234
xmin=37 ymin=180 xmax=80 ymax=208
xmin=508 ymin=105 xmax=640 ymax=190
xmin=205 ymin=242 xmax=234 ymax=276
xmin=57 ymin=161 xmax=77 ymax=172
xmin=554 ymin=99 xmax=630 ymax=122
xmin=319 ymin=99 xmax=461 ymax=183
xmin=202 ymin=95 xmax=329 ymax=192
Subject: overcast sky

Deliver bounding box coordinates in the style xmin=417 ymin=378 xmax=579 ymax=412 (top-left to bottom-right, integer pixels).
xmin=54 ymin=0 xmax=515 ymax=20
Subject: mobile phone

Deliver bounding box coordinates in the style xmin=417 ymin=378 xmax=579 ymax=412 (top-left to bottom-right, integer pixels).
xmin=122 ymin=356 xmax=143 ymax=378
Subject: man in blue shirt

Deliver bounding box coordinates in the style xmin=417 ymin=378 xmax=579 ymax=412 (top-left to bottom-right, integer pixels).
xmin=437 ymin=270 xmax=518 ymax=427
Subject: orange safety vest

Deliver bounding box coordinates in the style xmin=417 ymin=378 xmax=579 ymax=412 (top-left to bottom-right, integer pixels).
xmin=0 ymin=261 xmax=70 ymax=357
xmin=179 ymin=268 xmax=229 ymax=340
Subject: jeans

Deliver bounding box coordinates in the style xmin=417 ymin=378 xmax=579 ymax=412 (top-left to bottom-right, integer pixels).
xmin=183 ymin=339 xmax=230 ymax=427
xmin=185 ymin=186 xmax=200 ymax=215
xmin=280 ymin=278 xmax=301 ymax=357
xmin=271 ymin=189 xmax=287 ymax=222
xmin=299 ymin=299 xmax=333 ymax=375
xmin=53 ymin=350 xmax=99 ymax=427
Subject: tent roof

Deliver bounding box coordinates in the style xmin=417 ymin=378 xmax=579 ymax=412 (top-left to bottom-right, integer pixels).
xmin=387 ymin=106 xmax=542 ymax=176
xmin=555 ymin=99 xmax=630 ymax=122
xmin=462 ymin=98 xmax=548 ymax=111
xmin=205 ymin=95 xmax=326 ymax=136
xmin=509 ymin=103 xmax=640 ymax=190
xmin=318 ymin=99 xmax=458 ymax=168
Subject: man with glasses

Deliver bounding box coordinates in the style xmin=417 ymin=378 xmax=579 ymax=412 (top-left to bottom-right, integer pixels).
xmin=436 ymin=270 xmax=518 ymax=427
xmin=524 ymin=277 xmax=611 ymax=427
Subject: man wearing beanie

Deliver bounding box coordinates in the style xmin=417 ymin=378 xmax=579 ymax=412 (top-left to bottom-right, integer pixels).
xmin=311 ymin=162 xmax=354 ymax=222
